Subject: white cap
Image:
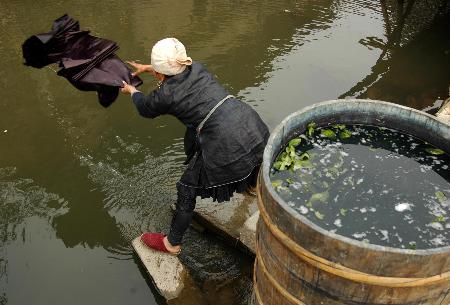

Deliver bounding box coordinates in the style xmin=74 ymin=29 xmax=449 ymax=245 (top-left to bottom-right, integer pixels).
xmin=151 ymin=38 xmax=192 ymax=76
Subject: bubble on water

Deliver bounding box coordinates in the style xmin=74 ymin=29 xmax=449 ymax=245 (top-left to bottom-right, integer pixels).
xmin=356 ymin=178 xmax=363 ymax=185
xmin=369 ymin=207 xmax=376 ymax=212
xmin=367 ymin=189 xmax=373 ymax=194
xmin=340 ymin=151 xmax=349 ymax=157
xmin=360 ymin=208 xmax=367 ymax=213
xmin=395 ymin=202 xmax=413 ymax=212
xmin=334 ymin=219 xmax=342 ymax=227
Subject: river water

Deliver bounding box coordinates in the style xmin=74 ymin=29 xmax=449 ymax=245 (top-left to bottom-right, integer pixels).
xmin=0 ymin=1 xmax=448 ymax=304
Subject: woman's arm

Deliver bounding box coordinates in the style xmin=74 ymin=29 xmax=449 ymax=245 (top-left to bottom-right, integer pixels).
xmin=121 ymin=81 xmax=168 ymax=118
xmin=126 ymin=61 xmax=156 ymax=77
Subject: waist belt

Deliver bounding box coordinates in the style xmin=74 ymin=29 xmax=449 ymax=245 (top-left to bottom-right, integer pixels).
xmin=196 ymin=95 xmax=234 ymax=134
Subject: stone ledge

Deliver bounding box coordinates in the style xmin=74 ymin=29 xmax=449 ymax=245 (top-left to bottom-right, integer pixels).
xmin=193 ymin=193 xmax=258 ymax=254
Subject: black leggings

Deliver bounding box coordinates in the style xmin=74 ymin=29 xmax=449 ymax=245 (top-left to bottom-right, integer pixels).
xmin=167 ymin=184 xmax=197 ymax=246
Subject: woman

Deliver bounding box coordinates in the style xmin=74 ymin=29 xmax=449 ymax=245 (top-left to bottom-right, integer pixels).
xmin=121 ymin=38 xmax=269 ymax=254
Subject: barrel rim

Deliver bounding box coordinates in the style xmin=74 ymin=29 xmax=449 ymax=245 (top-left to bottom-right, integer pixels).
xmin=262 ymin=99 xmax=450 ymax=255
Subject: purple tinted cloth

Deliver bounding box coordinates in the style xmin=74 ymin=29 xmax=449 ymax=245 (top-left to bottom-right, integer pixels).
xmin=22 ymin=14 xmax=142 ymax=107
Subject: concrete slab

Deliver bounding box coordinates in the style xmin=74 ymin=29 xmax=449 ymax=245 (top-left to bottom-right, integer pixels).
xmin=240 ymin=211 xmax=259 ymax=253
xmin=194 ymin=193 xmax=258 ymax=254
xmin=132 ymin=237 xmax=186 ymax=300
xmin=132 ymin=237 xmax=208 ymax=304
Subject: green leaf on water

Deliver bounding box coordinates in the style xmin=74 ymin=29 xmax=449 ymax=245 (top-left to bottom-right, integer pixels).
xmin=286 ymin=178 xmax=294 ymax=185
xmin=433 ymin=215 xmax=445 ymax=223
xmin=306 ymin=202 xmax=313 ymax=208
xmin=307 ymin=122 xmax=316 ymax=137
xmin=425 ymin=147 xmax=445 ymax=155
xmin=271 ymin=180 xmax=283 ymax=189
xmin=309 ymin=191 xmax=329 ymax=203
xmin=273 ymin=161 xmax=282 ymax=170
xmin=408 ymin=242 xmax=417 ymax=250
xmin=331 ymin=124 xmax=346 ymax=130
xmin=289 ymin=138 xmax=301 ymax=147
xmin=286 ymin=145 xmax=296 ymax=158
xmin=293 ymin=159 xmax=312 ymax=170
xmin=314 ymin=211 xmax=325 ymax=220
xmin=299 ymin=152 xmax=310 ymax=161
xmin=339 ymin=129 xmax=352 ymax=140
xmin=340 ymin=208 xmax=348 ymax=216
xmin=321 ymin=129 xmax=336 ymax=139
xmin=436 ymin=191 xmax=447 ymax=203
xmin=299 ymin=134 xmax=309 ymax=141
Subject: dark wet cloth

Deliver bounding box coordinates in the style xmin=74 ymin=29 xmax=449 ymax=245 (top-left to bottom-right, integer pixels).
xmin=22 ymin=14 xmax=142 ymax=107
xmin=132 ymin=61 xmax=269 ymax=200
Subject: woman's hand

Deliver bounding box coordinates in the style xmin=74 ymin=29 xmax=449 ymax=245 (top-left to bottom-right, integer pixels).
xmin=126 ymin=61 xmax=154 ymax=77
xmin=121 ymin=81 xmax=138 ymax=95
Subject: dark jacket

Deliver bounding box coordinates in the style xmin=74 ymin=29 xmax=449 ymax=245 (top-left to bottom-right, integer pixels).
xmin=132 ymin=61 xmax=269 ymax=187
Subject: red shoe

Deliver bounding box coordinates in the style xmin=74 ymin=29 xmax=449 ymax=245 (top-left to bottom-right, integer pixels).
xmin=140 ymin=233 xmax=181 ymax=255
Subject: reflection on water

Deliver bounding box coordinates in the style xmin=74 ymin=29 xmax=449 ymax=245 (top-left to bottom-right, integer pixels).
xmin=0 ymin=0 xmax=449 ymax=304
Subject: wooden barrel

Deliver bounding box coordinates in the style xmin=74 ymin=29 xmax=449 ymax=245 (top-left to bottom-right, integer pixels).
xmin=253 ymin=99 xmax=450 ymax=305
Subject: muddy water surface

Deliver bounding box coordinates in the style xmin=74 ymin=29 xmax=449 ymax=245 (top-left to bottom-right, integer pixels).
xmin=0 ymin=0 xmax=449 ymax=304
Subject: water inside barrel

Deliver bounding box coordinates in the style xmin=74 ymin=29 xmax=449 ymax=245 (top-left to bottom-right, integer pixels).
xmin=270 ymin=124 xmax=450 ymax=250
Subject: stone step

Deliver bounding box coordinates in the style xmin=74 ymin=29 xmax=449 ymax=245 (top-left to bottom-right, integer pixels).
xmin=193 ymin=193 xmax=258 ymax=254
xmin=131 ymin=237 xmax=206 ymax=304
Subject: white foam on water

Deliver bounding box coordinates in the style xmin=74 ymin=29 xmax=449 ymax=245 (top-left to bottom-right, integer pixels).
xmin=334 ymin=218 xmax=342 ymax=227
xmin=428 ymin=222 xmax=444 ymax=231
xmin=360 ymin=208 xmax=367 ymax=213
xmin=379 ymin=230 xmax=389 ymax=241
xmin=299 ymin=205 xmax=309 ymax=215
xmin=352 ymin=232 xmax=366 ymax=239
xmin=395 ymin=202 xmax=413 ymax=212
xmin=430 ymin=235 xmax=446 ymax=246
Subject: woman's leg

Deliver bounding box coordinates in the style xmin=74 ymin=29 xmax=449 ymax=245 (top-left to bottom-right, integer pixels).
xmin=167 ymin=185 xmax=197 ymax=247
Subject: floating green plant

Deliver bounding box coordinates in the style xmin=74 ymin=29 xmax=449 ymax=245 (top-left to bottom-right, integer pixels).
xmin=433 ymin=215 xmax=445 ymax=223
xmin=340 ymin=208 xmax=348 ymax=216
xmin=408 ymin=242 xmax=417 ymax=250
xmin=425 ymin=147 xmax=445 ymax=155
xmin=436 ymin=191 xmax=447 ymax=203
xmin=307 ymin=122 xmax=316 ymax=138
xmin=339 ymin=129 xmax=352 ymax=140
xmin=273 ymin=136 xmax=311 ymax=171
xmin=331 ymin=124 xmax=346 ymax=130
xmin=314 ymin=211 xmax=325 ymax=220
xmin=321 ymin=129 xmax=336 ymax=139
